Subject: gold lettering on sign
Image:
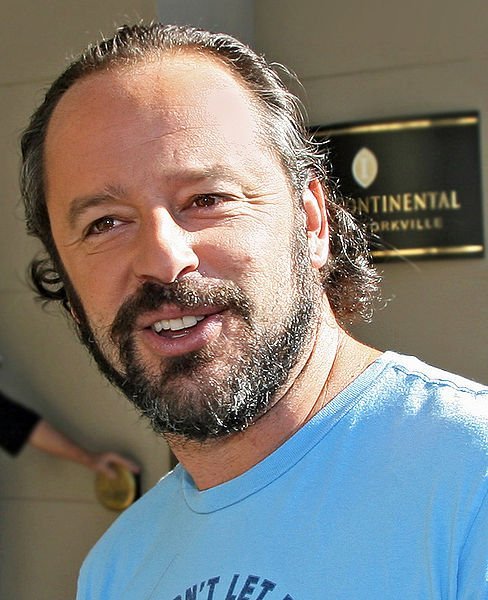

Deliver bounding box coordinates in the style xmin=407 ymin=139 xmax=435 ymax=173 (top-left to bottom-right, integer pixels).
xmin=349 ymin=190 xmax=460 ymax=216
xmin=370 ymin=217 xmax=444 ymax=233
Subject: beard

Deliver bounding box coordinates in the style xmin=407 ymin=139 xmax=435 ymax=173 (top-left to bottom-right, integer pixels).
xmin=64 ymin=223 xmax=322 ymax=442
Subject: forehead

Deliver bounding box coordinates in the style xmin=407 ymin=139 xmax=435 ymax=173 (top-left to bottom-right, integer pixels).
xmin=45 ymin=52 xmax=266 ymax=170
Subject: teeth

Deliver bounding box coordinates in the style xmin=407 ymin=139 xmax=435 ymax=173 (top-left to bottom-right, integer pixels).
xmin=152 ymin=315 xmax=204 ymax=333
xmin=152 ymin=320 xmax=168 ymax=333
xmin=182 ymin=315 xmax=198 ymax=328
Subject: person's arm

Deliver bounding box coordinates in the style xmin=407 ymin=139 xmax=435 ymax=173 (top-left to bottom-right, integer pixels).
xmin=27 ymin=419 xmax=139 ymax=477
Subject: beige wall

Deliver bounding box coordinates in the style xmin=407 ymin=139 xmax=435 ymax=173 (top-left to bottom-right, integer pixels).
xmin=255 ymin=0 xmax=488 ymax=384
xmin=0 ymin=3 xmax=167 ymax=600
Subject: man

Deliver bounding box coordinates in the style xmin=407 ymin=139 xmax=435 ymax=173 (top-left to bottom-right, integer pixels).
xmin=20 ymin=23 xmax=487 ymax=599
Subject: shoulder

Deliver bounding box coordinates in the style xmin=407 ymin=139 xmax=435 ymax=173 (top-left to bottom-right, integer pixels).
xmin=77 ymin=466 xmax=182 ymax=598
xmin=357 ymin=352 xmax=488 ymax=475
xmin=373 ymin=351 xmax=488 ymax=415
xmin=382 ymin=351 xmax=488 ymax=391
xmin=345 ymin=351 xmax=488 ymax=517
xmin=350 ymin=351 xmax=488 ymax=462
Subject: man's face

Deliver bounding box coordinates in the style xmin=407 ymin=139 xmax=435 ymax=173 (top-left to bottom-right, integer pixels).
xmin=44 ymin=54 xmax=325 ymax=440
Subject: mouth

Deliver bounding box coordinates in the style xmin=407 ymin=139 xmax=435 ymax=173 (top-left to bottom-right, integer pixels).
xmin=150 ymin=315 xmax=206 ymax=337
xmin=137 ymin=307 xmax=225 ymax=356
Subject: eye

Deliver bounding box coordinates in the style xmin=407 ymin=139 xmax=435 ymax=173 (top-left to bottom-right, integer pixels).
xmin=191 ymin=194 xmax=225 ymax=208
xmin=85 ymin=216 xmax=123 ymax=236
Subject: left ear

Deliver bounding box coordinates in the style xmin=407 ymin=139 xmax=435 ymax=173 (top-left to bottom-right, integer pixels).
xmin=301 ymin=178 xmax=329 ymax=269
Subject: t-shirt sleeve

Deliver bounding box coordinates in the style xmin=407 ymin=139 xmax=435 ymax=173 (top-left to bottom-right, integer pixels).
xmin=0 ymin=390 xmax=41 ymax=455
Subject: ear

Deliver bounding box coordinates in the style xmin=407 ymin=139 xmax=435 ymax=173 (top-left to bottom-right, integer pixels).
xmin=301 ymin=178 xmax=329 ymax=269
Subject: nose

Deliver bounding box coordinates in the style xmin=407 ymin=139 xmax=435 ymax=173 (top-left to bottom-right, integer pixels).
xmin=132 ymin=208 xmax=199 ymax=284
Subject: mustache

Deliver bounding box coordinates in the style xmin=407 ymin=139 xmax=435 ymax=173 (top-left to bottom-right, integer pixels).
xmin=110 ymin=278 xmax=251 ymax=342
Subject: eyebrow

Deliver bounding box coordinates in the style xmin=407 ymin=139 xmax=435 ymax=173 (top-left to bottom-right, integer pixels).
xmin=67 ymin=185 xmax=126 ymax=229
xmin=65 ymin=164 xmax=246 ymax=229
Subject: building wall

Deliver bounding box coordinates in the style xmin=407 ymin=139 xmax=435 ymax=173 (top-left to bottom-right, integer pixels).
xmin=156 ymin=0 xmax=255 ymax=45
xmin=0 ymin=3 xmax=161 ymax=600
xmin=255 ymin=0 xmax=488 ymax=384
xmin=2 ymin=2 xmax=487 ymax=599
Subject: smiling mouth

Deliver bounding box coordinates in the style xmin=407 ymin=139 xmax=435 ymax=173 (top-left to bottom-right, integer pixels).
xmin=150 ymin=315 xmax=206 ymax=335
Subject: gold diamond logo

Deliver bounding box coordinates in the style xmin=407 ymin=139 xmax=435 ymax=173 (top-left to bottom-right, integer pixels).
xmin=352 ymin=147 xmax=378 ymax=189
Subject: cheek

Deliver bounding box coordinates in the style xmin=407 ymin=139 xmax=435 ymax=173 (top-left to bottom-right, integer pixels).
xmin=200 ymin=225 xmax=297 ymax=304
xmin=199 ymin=236 xmax=254 ymax=282
xmin=60 ymin=251 xmax=132 ymax=326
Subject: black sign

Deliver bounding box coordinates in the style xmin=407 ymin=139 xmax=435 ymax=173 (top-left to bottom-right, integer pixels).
xmin=313 ymin=113 xmax=484 ymax=260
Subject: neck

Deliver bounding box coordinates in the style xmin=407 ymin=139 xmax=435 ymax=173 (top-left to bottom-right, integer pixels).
xmin=167 ymin=314 xmax=381 ymax=490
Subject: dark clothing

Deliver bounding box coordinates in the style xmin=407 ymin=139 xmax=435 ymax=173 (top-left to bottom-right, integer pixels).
xmin=0 ymin=391 xmax=40 ymax=455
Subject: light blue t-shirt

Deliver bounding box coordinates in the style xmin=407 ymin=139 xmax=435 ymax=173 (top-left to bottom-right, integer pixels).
xmin=77 ymin=352 xmax=488 ymax=599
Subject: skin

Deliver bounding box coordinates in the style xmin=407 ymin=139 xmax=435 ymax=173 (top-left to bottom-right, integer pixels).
xmin=44 ymin=52 xmax=380 ymax=490
xmin=28 ymin=419 xmax=139 ymax=478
